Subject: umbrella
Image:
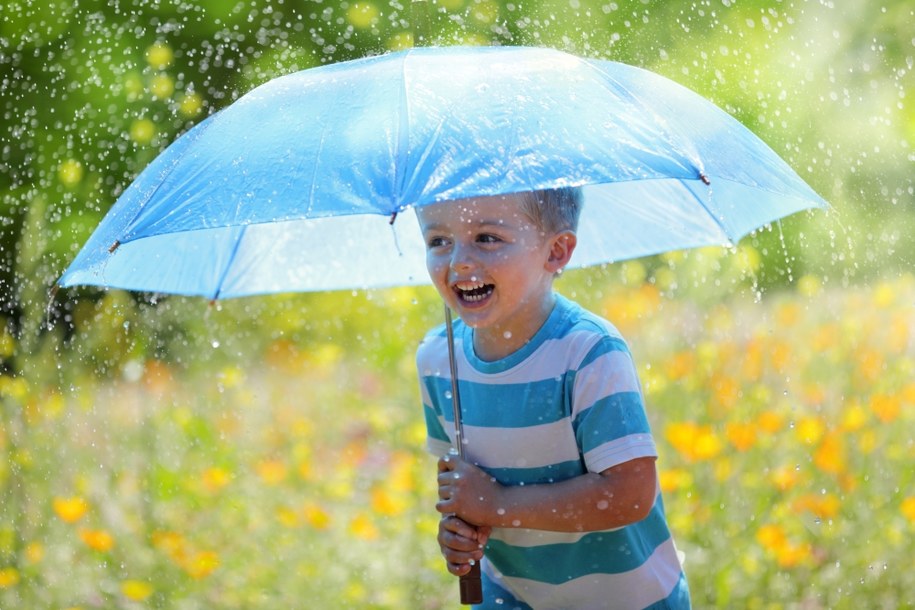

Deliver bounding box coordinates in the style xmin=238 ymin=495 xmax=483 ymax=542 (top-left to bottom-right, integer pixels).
xmin=57 ymin=45 xmax=827 ymax=604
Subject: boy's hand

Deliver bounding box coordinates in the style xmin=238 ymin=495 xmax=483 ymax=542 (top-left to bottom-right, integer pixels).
xmin=438 ymin=515 xmax=490 ymax=576
xmin=436 ymin=453 xmax=504 ymax=526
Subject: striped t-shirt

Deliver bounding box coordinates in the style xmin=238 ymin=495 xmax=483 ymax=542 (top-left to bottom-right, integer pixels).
xmin=416 ymin=295 xmax=690 ymax=609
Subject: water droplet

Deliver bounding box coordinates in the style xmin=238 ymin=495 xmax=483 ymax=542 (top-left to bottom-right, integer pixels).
xmin=497 ymin=508 xmax=506 ymax=515
xmin=511 ymin=519 xmax=521 ymax=527
xmin=503 ymin=330 xmax=512 ymax=339
xmin=211 ymin=340 xmax=220 ymax=348
xmin=596 ymin=500 xmax=609 ymax=510
xmin=444 ymin=390 xmax=453 ymax=400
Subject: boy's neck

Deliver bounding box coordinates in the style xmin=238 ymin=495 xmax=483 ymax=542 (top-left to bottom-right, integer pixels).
xmin=471 ymin=292 xmax=557 ymax=362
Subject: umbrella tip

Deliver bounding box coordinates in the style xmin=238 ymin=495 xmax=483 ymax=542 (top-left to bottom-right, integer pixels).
xmin=108 ymin=240 xmax=121 ymax=253
xmin=699 ymin=173 xmax=711 ymax=186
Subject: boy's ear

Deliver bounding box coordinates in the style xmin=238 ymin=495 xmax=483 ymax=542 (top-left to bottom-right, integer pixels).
xmin=545 ymin=231 xmax=577 ymax=273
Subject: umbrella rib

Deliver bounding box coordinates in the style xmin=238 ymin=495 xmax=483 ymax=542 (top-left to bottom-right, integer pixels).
xmin=583 ymin=58 xmax=707 ymax=182
xmin=116 ymin=114 xmax=220 ymax=246
xmin=681 ymin=177 xmax=736 ymax=246
xmin=210 ymin=224 xmax=249 ymax=300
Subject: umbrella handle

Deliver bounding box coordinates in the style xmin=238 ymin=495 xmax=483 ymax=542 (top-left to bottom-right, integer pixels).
xmin=444 ymin=306 xmax=484 ymax=605
xmin=460 ymin=563 xmax=483 ymax=605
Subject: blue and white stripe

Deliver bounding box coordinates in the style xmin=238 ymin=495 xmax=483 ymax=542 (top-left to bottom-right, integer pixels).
xmin=417 ymin=295 xmax=690 ymax=608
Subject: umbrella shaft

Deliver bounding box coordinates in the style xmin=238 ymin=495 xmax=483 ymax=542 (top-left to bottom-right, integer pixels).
xmin=444 ymin=306 xmax=467 ymax=460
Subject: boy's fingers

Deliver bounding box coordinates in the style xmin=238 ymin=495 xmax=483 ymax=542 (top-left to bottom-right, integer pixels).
xmin=438 ymin=454 xmax=458 ymax=473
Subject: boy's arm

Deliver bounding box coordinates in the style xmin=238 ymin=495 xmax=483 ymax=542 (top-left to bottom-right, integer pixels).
xmin=436 ymin=454 xmax=658 ymax=533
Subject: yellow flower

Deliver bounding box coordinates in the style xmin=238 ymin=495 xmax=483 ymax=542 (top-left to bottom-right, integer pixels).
xmin=58 ymin=159 xmax=84 ymax=187
xmin=302 ymin=502 xmax=332 ymax=530
xmin=145 ymin=42 xmax=173 ymax=69
xmin=149 ymin=73 xmax=174 ymax=99
xmin=901 ymin=497 xmax=915 ymax=523
xmin=841 ymin=401 xmax=868 ymax=432
xmin=349 ymin=513 xmax=380 ymax=541
xmin=121 ymin=580 xmax=154 ymax=601
xmin=183 ymin=551 xmax=220 ymax=579
xmin=201 ymin=467 xmax=232 ymax=492
xmin=0 ymin=567 xmax=20 ymax=588
xmin=659 ymin=468 xmax=693 ymax=493
xmin=276 ymin=506 xmax=300 ymax=528
xmin=179 ymin=92 xmax=203 ymax=117
xmin=53 ymin=496 xmax=89 ymax=523
xmin=371 ymin=487 xmax=407 ymax=517
xmin=25 ymin=542 xmax=44 ymax=564
xmin=79 ymin=528 xmax=115 ymax=553
xmin=129 ymin=118 xmax=156 ymax=145
xmin=346 ymin=1 xmax=380 ymax=28
xmin=795 ymin=416 xmax=825 ymax=445
xmin=796 ymin=274 xmax=821 ymax=297
xmin=664 ymin=422 xmax=723 ymax=462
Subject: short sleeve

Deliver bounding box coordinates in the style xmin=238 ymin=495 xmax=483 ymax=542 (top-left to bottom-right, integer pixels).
xmin=571 ymin=336 xmax=657 ymax=473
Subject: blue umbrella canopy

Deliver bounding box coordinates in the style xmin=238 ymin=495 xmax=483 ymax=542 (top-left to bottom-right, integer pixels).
xmin=59 ymin=45 xmax=827 ymax=298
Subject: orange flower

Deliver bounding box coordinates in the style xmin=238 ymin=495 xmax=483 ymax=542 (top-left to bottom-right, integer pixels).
xmin=870 ymin=393 xmax=901 ymax=423
xmin=757 ymin=410 xmax=784 ymax=434
xmin=666 ymin=351 xmax=696 ymax=382
xmin=53 ymin=496 xmax=89 ymax=523
xmin=711 ymin=374 xmax=741 ymax=411
xmin=769 ymin=339 xmax=792 ymax=373
xmin=255 ymin=459 xmax=288 ymax=485
xmin=756 ymin=523 xmax=788 ymax=551
xmin=794 ymin=493 xmax=841 ymax=519
xmin=813 ymin=432 xmax=847 ymax=476
xmin=725 ymin=422 xmax=757 ymax=452
xmin=79 ymin=528 xmax=115 ymax=553
xmin=770 ymin=464 xmax=801 ymax=492
xmin=856 ymin=348 xmax=884 ymax=384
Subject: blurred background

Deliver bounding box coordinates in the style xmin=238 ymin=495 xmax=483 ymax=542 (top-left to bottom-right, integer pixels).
xmin=1 ymin=0 xmax=913 ymax=608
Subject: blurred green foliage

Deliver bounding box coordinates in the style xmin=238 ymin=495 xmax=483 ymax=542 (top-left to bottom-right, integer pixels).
xmin=1 ymin=0 xmax=912 ymax=373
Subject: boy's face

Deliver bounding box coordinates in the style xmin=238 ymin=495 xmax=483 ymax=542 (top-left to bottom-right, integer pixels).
xmin=416 ymin=193 xmax=573 ymax=342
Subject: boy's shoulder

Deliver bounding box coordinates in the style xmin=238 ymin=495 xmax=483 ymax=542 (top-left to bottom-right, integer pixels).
xmin=553 ymin=294 xmax=626 ymax=344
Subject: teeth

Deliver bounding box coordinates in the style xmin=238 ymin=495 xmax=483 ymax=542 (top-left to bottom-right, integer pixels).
xmin=454 ymin=282 xmax=494 ymax=303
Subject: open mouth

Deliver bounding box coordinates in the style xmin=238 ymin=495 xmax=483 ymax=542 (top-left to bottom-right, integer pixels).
xmin=453 ymin=281 xmax=494 ymax=304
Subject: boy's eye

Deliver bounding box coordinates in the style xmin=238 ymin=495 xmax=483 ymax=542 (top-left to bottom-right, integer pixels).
xmin=426 ymin=236 xmax=448 ymax=249
xmin=477 ymin=233 xmax=502 ymax=244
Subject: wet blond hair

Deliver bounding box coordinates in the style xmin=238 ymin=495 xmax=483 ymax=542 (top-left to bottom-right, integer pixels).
xmin=518 ymin=187 xmax=583 ymax=235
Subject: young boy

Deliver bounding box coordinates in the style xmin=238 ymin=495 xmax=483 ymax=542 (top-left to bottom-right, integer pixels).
xmin=415 ymin=188 xmax=690 ymax=609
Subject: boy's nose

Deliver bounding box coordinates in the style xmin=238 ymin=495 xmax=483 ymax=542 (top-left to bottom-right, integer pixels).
xmin=449 ymin=244 xmax=478 ymax=273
